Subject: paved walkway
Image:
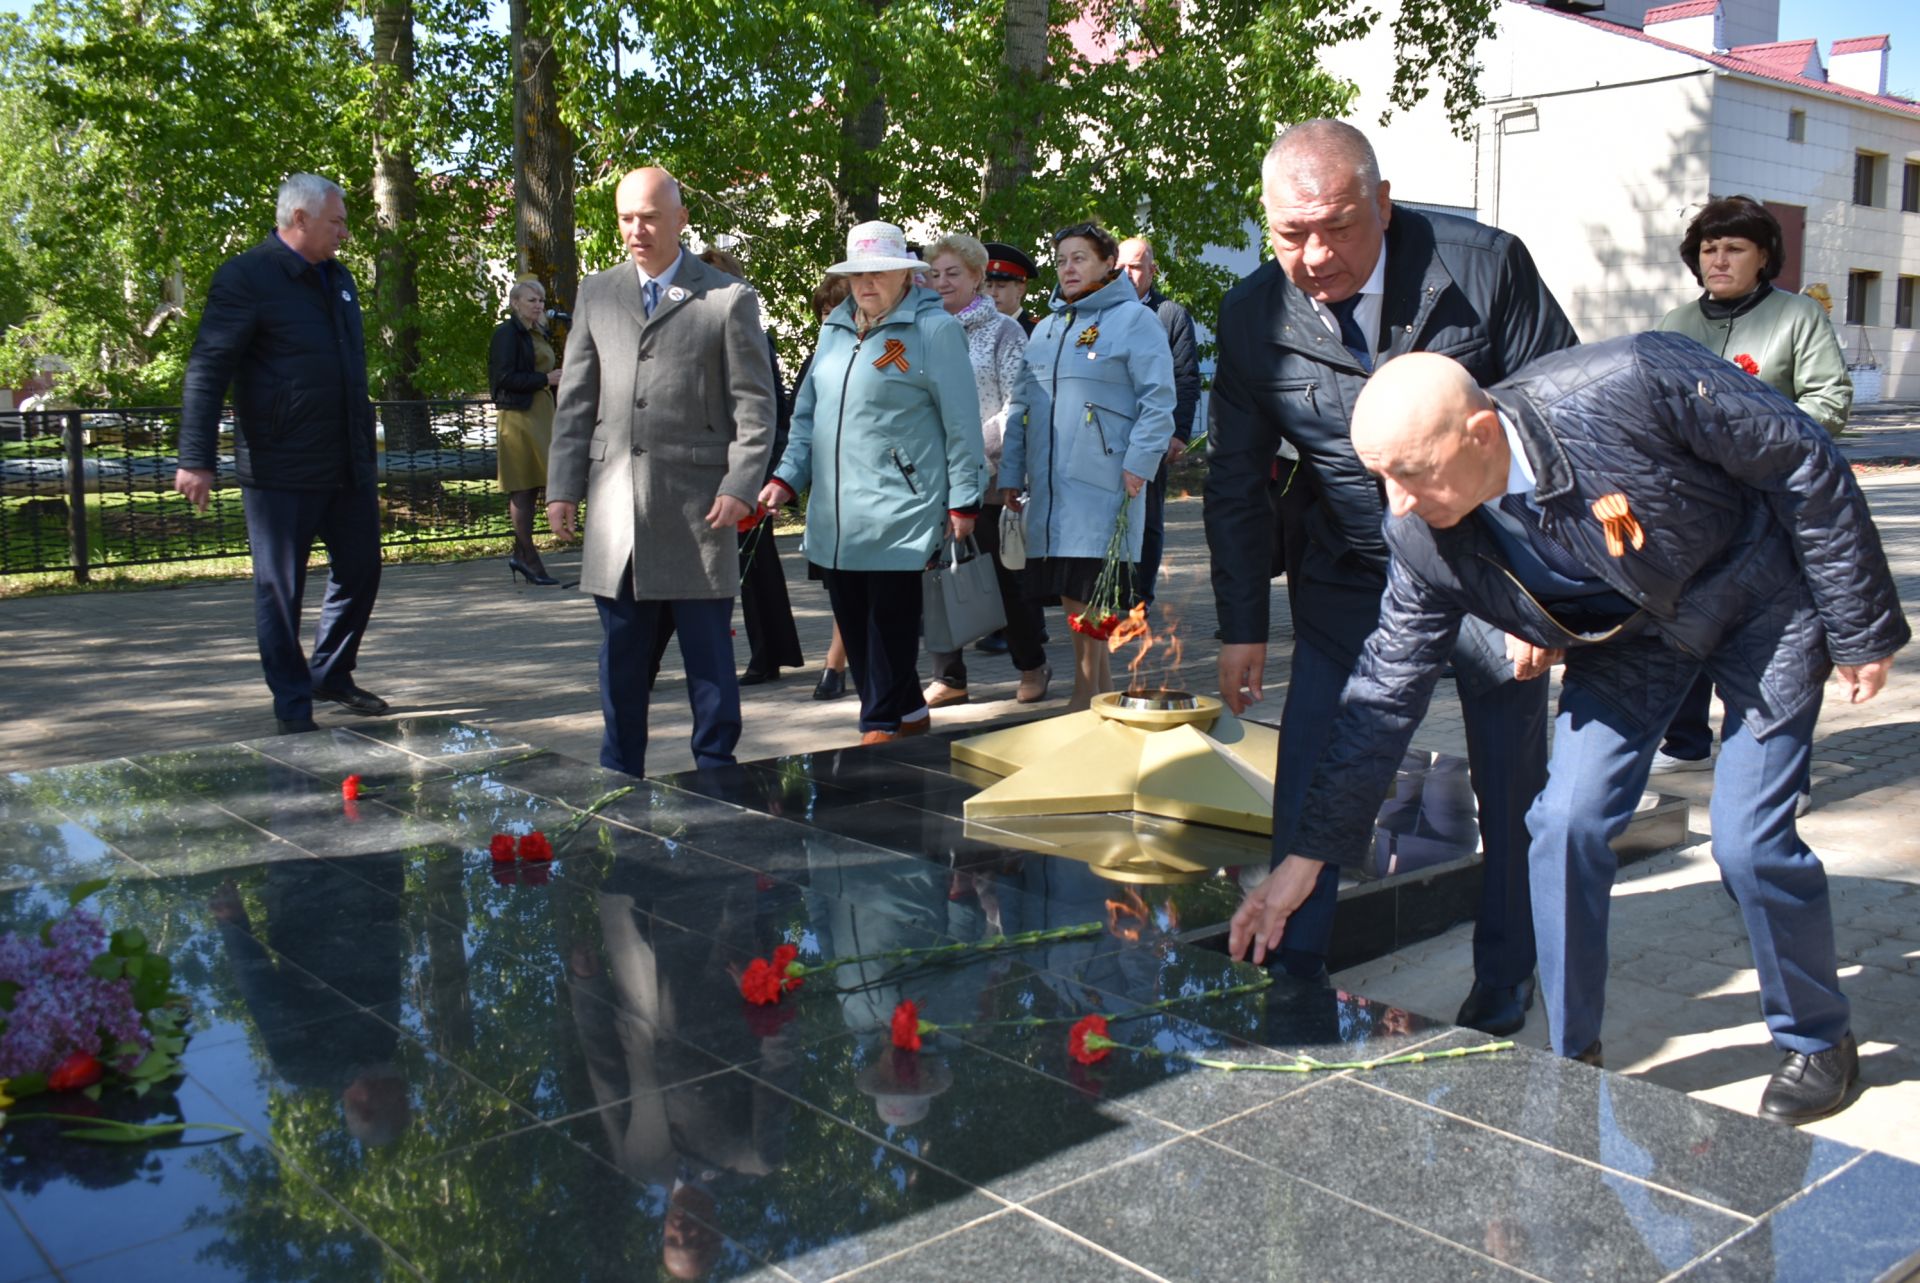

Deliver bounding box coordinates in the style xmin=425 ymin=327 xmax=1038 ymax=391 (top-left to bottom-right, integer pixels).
xmin=3 ymin=413 xmax=1918 ymax=1166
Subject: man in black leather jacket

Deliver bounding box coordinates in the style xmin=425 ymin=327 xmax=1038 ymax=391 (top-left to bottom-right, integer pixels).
xmin=1234 ymin=340 xmax=1905 ymax=1121
xmin=175 ymin=173 xmax=388 ymax=733
xmin=1206 ymin=120 xmax=1576 ymax=1035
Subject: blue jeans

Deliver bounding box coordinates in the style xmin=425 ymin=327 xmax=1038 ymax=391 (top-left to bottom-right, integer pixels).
xmin=1269 ymin=636 xmax=1546 ymax=985
xmin=1531 ymin=673 xmax=1846 ymax=1056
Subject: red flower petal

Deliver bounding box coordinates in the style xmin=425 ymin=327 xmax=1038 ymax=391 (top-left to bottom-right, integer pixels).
xmin=519 ymin=831 xmax=553 ymax=862
xmin=489 ymin=834 xmax=516 ymax=863
xmin=1734 ymin=353 xmax=1760 ymax=376
xmin=1068 ymin=1014 xmax=1112 ymax=1065
xmin=891 ymin=1000 xmax=922 ymax=1051
xmin=47 ymin=1051 xmax=105 ymax=1092
xmin=341 ymin=774 xmax=362 ymax=801
xmin=740 ymin=958 xmax=783 ymax=1005
xmin=771 ymin=942 xmax=803 ymax=993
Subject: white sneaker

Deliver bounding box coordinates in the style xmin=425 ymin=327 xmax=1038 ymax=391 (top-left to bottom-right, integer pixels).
xmin=1649 ymin=750 xmax=1713 ymax=775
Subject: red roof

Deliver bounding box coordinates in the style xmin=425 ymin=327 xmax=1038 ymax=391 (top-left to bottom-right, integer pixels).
xmin=1513 ymin=3 xmax=1920 ymax=119
xmin=1643 ymin=0 xmax=1718 ymax=23
xmin=1831 ymin=36 xmax=1890 ymax=55
xmin=1726 ymin=39 xmax=1821 ymax=76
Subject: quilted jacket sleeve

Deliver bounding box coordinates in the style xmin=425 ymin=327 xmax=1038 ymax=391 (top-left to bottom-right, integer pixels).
xmin=1289 ymin=547 xmax=1467 ymax=869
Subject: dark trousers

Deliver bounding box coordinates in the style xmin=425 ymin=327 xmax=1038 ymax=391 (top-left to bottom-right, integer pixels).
xmin=594 ymin=576 xmax=740 ymax=778
xmin=821 ymin=567 xmax=925 ymax=732
xmin=1659 ymin=672 xmax=1716 ymax=761
xmin=1136 ymin=456 xmax=1171 ymax=608
xmin=928 ymin=504 xmax=1046 ymax=686
xmin=739 ymin=517 xmax=803 ymax=672
xmin=242 ymin=481 xmax=382 ymax=722
xmin=1268 ymin=636 xmax=1545 ymax=985
xmin=1534 ymin=667 xmax=1844 ymax=1056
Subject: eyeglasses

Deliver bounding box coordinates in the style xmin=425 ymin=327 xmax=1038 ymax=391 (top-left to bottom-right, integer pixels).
xmin=1051 ymin=222 xmax=1101 ymax=246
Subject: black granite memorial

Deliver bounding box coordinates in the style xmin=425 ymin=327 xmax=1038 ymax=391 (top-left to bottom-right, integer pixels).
xmin=0 ymin=718 xmax=1912 ymax=1282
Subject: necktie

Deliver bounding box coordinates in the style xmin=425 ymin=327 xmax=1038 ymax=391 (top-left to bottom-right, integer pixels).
xmin=1327 ymin=295 xmax=1372 ymax=371
xmin=644 ymin=281 xmax=660 ymax=317
xmin=1499 ymin=492 xmax=1593 ymax=581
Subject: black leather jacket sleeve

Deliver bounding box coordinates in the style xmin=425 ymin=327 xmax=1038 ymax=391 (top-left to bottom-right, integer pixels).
xmin=1202 ymin=325 xmax=1279 ymax=644
xmin=179 ymin=259 xmax=257 ymax=470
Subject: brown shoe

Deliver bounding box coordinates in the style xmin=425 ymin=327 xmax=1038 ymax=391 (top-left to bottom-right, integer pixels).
xmin=860 ymin=729 xmax=899 ymax=745
xmin=897 ymin=715 xmax=931 ymax=737
xmin=924 ymin=681 xmax=969 ymax=709
xmin=1016 ymin=665 xmax=1052 ymax=704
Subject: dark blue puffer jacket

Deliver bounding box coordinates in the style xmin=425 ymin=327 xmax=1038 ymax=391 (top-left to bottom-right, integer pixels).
xmin=1292 ymin=331 xmax=1910 ymax=869
xmin=179 ymin=234 xmax=375 ymax=490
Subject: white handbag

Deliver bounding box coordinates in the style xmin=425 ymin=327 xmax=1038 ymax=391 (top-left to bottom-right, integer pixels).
xmin=998 ymin=501 xmax=1028 ymax=571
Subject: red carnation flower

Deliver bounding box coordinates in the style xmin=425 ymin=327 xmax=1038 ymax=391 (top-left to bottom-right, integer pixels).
xmin=489 ymin=834 xmax=516 ymax=863
xmin=772 ymin=942 xmax=803 ymax=994
xmin=341 ymin=774 xmax=362 ymax=801
xmin=47 ymin=1051 xmax=105 ymax=1093
xmin=740 ymin=958 xmax=784 ymax=1005
xmin=1068 ymin=1014 xmax=1112 ymax=1065
xmin=518 ymin=831 xmax=554 ymax=862
xmin=1733 ymin=353 xmax=1759 ymax=376
xmin=736 ymin=502 xmax=769 ymax=534
xmin=891 ymin=1000 xmax=923 ymax=1051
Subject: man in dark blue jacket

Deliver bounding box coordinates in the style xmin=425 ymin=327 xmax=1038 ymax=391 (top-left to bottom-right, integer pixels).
xmin=176 ymin=173 xmax=388 ymax=733
xmin=1232 ymin=337 xmax=1906 ymax=1122
xmin=1206 ymin=119 xmax=1576 ymax=1035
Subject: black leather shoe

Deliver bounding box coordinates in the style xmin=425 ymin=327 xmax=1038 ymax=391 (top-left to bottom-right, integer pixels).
xmin=811 ymin=668 xmax=847 ymax=701
xmin=1454 ymin=976 xmax=1536 ymax=1038
xmin=313 ymin=681 xmax=390 ymax=716
xmin=1572 ymin=1040 xmax=1603 ymax=1068
xmin=275 ymin=717 xmax=319 ymax=734
xmin=1760 ymin=1033 xmax=1858 ymax=1124
xmin=739 ymin=667 xmax=780 ymax=686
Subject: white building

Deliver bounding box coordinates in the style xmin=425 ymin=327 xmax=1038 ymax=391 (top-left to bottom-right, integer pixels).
xmin=1320 ymin=0 xmax=1920 ymax=400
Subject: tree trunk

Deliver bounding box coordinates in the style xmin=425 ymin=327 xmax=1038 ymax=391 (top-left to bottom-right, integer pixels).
xmin=981 ymin=0 xmax=1049 ymax=218
xmin=368 ymin=0 xmax=423 ymax=415
xmin=511 ymin=0 xmax=577 ymax=314
xmin=832 ymin=0 xmax=890 ymax=228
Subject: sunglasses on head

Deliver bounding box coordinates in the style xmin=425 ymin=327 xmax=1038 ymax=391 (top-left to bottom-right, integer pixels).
xmin=1051 ymin=222 xmax=1102 ymax=245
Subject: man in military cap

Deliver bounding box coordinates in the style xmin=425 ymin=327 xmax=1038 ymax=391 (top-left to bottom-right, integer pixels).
xmin=982 ymin=241 xmax=1040 ymax=334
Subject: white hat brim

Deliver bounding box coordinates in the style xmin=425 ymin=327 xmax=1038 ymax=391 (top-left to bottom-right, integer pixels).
xmin=825 ymin=255 xmax=925 ymax=275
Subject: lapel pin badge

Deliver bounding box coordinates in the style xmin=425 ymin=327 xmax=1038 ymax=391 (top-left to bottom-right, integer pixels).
xmin=874 ymin=339 xmax=911 ymax=373
xmin=667 ymin=286 xmax=687 ymax=302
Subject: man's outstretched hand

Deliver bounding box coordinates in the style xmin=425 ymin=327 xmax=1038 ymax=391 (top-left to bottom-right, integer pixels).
xmin=1227 ymin=854 xmax=1327 ymax=967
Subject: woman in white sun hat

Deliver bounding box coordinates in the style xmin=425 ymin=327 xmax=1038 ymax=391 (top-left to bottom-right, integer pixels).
xmin=761 ymin=221 xmax=987 ymax=744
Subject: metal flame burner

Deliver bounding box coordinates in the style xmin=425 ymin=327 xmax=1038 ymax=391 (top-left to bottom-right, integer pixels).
xmin=1118 ymin=689 xmax=1198 ymax=711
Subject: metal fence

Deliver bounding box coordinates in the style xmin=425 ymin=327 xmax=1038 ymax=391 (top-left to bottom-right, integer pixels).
xmin=0 ymin=400 xmax=511 ymax=581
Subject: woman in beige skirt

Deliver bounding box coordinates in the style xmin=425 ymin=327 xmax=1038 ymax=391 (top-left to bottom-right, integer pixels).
xmin=489 ymin=278 xmax=562 ymax=584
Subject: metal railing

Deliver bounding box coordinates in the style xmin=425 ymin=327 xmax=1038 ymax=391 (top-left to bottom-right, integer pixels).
xmin=0 ymin=400 xmax=512 ymax=581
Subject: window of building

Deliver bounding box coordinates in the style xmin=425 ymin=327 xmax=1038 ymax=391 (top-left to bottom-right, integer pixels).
xmin=1787 ymin=110 xmax=1806 ymax=142
xmin=1847 ymin=270 xmax=1881 ymax=326
xmin=1854 ymin=152 xmax=1884 ymax=207
xmin=1898 ymin=277 xmax=1918 ymax=330
xmin=1904 ymin=161 xmax=1920 ymax=214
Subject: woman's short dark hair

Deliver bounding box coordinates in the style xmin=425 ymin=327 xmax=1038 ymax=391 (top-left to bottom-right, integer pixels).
xmin=1052 ymin=222 xmax=1120 ymax=263
xmin=1679 ymin=195 xmax=1784 ymax=285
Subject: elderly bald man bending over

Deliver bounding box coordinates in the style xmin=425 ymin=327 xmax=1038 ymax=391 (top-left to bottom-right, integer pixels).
xmin=1229 ymin=333 xmax=1906 ymax=1124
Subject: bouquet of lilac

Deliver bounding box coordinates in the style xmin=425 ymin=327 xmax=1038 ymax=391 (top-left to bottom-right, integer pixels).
xmin=0 ymin=880 xmax=189 ymax=1101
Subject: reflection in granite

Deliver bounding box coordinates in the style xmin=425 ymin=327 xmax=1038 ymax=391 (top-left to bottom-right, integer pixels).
xmin=0 ymin=722 xmax=1910 ymax=1282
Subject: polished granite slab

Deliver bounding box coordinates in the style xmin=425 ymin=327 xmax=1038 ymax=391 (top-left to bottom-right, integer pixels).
xmin=0 ymin=717 xmax=1912 ymax=1283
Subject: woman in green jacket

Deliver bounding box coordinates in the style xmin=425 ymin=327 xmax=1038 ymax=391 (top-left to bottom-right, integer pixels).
xmin=762 ymin=221 xmax=987 ymax=743
xmin=1652 ymin=194 xmax=1852 ymax=779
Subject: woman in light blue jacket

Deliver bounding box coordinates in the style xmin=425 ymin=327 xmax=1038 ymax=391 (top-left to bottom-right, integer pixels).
xmin=762 ymin=221 xmax=986 ymax=742
xmin=999 ymin=223 xmax=1175 ymax=710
